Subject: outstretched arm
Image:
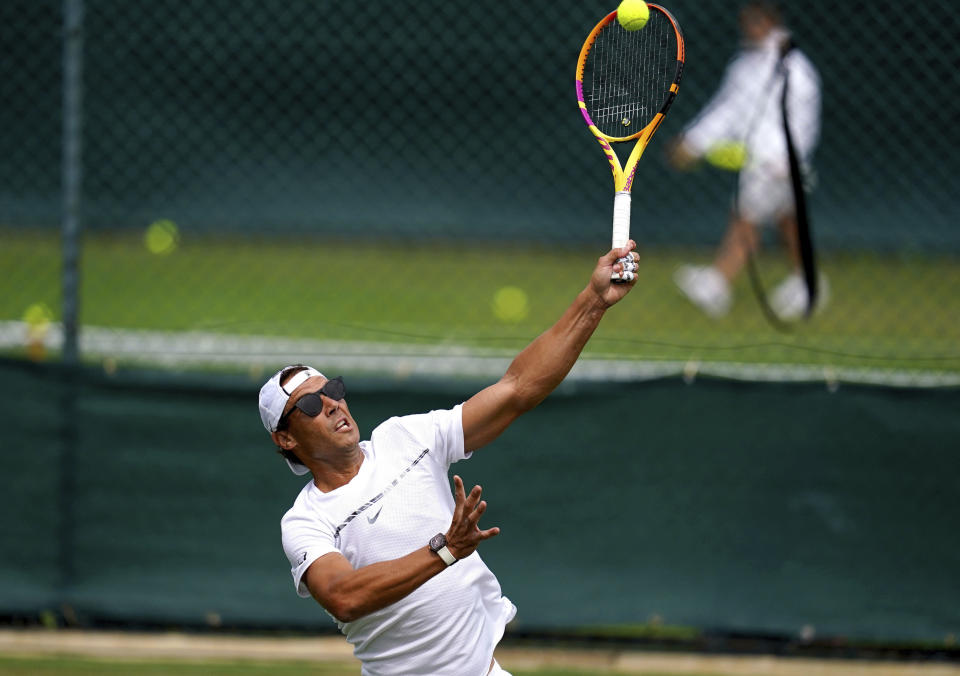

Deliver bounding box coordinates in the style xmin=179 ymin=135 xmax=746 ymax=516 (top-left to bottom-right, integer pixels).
xmin=462 ymin=242 xmax=639 ymax=452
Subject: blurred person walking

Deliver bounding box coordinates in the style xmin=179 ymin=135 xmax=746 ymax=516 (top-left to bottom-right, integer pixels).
xmin=257 ymin=244 xmax=640 ymax=676
xmin=667 ymin=0 xmax=824 ymax=319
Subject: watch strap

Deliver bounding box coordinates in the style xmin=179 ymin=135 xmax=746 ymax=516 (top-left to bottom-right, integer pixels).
xmin=436 ymin=545 xmax=457 ymax=566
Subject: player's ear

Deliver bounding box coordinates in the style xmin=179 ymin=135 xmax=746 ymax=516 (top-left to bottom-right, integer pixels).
xmin=272 ymin=429 xmax=296 ymax=451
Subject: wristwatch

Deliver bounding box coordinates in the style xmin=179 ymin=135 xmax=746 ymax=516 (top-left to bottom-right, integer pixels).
xmin=428 ymin=532 xmax=457 ymax=566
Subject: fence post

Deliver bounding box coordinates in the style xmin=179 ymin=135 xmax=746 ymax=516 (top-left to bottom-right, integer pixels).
xmin=58 ymin=0 xmax=84 ymax=623
xmin=62 ymin=0 xmax=83 ymax=364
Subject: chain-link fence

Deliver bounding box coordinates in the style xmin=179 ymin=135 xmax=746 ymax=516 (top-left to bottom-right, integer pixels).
xmin=2 ymin=0 xmax=958 ymax=384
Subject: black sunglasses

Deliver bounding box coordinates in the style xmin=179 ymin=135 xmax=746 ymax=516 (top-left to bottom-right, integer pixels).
xmin=278 ymin=376 xmax=346 ymax=427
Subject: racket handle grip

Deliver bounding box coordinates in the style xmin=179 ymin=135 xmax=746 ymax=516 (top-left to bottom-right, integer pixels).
xmin=612 ymin=191 xmax=631 ymax=249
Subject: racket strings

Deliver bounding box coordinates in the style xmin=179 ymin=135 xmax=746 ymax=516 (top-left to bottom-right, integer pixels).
xmin=584 ymin=12 xmax=676 ymax=138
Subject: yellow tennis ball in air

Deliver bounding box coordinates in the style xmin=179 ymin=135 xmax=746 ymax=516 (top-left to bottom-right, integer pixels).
xmin=617 ymin=0 xmax=650 ymax=31
xmin=145 ymin=219 xmax=179 ymax=255
xmin=705 ymin=142 xmax=748 ymax=171
xmin=492 ymin=286 xmax=529 ymax=323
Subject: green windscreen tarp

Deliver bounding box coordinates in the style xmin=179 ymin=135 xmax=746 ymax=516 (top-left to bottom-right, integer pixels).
xmin=2 ymin=358 xmax=957 ymax=642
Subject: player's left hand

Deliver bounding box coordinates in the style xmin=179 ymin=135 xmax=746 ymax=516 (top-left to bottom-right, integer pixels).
xmin=591 ymin=240 xmax=639 ymax=307
xmin=445 ymin=475 xmax=500 ymax=560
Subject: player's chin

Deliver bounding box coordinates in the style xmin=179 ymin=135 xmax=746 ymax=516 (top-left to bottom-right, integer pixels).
xmin=325 ymin=424 xmax=360 ymax=450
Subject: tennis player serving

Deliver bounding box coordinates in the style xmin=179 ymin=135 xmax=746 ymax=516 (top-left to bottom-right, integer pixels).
xmin=258 ymin=243 xmax=639 ymax=676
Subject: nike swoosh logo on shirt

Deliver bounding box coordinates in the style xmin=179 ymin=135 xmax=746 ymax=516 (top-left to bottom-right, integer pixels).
xmin=366 ymin=506 xmax=383 ymax=524
xmin=333 ymin=448 xmax=430 ymax=546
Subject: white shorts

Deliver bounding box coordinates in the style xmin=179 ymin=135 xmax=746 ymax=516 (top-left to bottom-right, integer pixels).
xmin=736 ymin=165 xmax=793 ymax=226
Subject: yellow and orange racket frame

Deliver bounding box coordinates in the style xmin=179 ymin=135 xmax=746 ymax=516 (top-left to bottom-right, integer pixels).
xmin=576 ymin=5 xmax=685 ymax=255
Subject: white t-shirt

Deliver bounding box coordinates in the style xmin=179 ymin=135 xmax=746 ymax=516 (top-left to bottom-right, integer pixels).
xmin=281 ymin=405 xmax=517 ymax=676
xmin=681 ymin=29 xmax=821 ymax=178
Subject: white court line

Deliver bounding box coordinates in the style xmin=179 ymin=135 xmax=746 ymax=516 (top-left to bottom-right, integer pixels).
xmin=1 ymin=321 xmax=958 ymax=387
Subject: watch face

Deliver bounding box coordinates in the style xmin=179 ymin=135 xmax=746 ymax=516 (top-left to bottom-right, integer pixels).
xmin=429 ymin=533 xmax=446 ymax=551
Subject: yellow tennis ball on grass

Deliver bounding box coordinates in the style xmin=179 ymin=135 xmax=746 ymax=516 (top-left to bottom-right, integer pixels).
xmin=492 ymin=286 xmax=529 ymax=323
xmin=22 ymin=302 xmax=53 ymax=361
xmin=23 ymin=302 xmax=53 ymax=330
xmin=617 ymin=0 xmax=650 ymax=31
xmin=145 ymin=219 xmax=179 ymax=255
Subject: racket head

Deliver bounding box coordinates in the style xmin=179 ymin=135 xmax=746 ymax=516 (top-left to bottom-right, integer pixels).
xmin=576 ymin=5 xmax=685 ymax=144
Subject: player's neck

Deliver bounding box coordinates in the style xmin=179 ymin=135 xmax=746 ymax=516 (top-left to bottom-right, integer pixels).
xmin=311 ymin=448 xmax=364 ymax=493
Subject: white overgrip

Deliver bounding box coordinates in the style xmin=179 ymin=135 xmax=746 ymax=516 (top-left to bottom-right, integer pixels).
xmin=611 ymin=190 xmax=631 ymax=249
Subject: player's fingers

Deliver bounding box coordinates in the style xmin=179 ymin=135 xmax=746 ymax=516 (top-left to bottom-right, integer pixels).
xmin=600 ymin=238 xmax=635 ymax=264
xmin=467 ymin=500 xmax=488 ymax=523
xmin=612 ymin=239 xmax=637 ymax=261
xmin=611 ymin=250 xmax=639 ymax=283
xmin=615 ymin=256 xmax=639 ymax=274
xmin=451 ymin=475 xmax=465 ymax=515
xmin=478 ymin=526 xmax=501 ymax=540
xmin=611 ymin=269 xmax=637 ymax=283
xmin=463 ymin=484 xmax=483 ymax=512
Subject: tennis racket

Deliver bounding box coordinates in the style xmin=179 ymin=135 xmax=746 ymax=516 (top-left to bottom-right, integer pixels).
xmin=576 ymin=4 xmax=685 ymax=281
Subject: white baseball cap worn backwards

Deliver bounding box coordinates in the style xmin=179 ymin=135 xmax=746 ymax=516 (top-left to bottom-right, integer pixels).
xmin=258 ymin=365 xmax=325 ymax=476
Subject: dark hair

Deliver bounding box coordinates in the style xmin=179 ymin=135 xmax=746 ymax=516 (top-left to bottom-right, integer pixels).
xmin=276 ymin=446 xmax=300 ymax=464
xmin=279 ymin=364 xmax=310 ymax=387
xmin=743 ymin=0 xmax=782 ymax=24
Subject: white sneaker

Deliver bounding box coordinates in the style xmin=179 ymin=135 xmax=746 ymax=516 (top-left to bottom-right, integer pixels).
xmin=770 ymin=272 xmax=830 ymax=320
xmin=673 ymin=265 xmax=732 ymax=318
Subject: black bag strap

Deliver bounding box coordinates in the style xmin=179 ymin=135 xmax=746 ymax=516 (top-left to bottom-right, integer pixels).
xmin=779 ymin=40 xmax=818 ymax=318
xmin=744 ymin=38 xmax=819 ymax=329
